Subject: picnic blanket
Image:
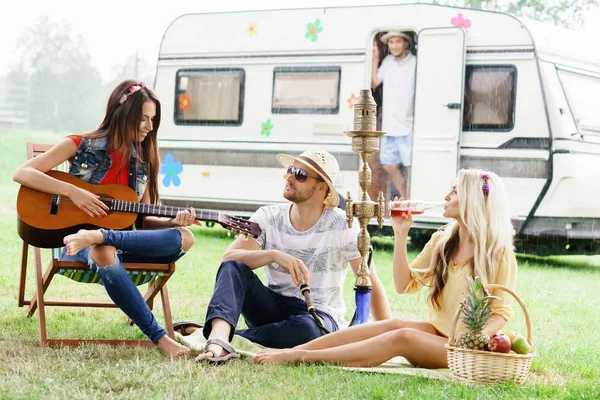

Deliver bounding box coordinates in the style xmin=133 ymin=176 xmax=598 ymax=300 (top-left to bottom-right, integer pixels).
xmin=176 ymin=330 xmax=453 ymax=380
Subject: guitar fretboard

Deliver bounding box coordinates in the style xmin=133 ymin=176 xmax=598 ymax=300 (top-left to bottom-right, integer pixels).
xmin=104 ymin=198 xmax=220 ymax=222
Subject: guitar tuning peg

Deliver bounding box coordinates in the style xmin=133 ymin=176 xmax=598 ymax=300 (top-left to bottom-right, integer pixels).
xmin=244 ymin=233 xmax=249 ymax=240
xmin=227 ymin=230 xmax=232 ymax=237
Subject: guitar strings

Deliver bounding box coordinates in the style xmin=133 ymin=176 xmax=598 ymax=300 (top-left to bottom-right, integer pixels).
xmin=55 ymin=197 xmax=253 ymax=227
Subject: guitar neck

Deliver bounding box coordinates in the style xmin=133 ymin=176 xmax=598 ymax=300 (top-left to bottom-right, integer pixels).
xmin=105 ymin=199 xmax=220 ymax=223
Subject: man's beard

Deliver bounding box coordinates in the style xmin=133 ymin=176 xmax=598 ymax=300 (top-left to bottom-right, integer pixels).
xmin=283 ymin=183 xmax=317 ymax=204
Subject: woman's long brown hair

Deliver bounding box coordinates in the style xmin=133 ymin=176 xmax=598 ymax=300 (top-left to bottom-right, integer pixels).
xmin=77 ymin=79 xmax=161 ymax=204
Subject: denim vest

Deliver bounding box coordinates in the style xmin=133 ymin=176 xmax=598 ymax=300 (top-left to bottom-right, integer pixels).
xmin=68 ymin=136 xmax=148 ymax=200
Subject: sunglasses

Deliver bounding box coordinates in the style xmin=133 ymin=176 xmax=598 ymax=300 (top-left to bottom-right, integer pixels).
xmin=286 ymin=166 xmax=325 ymax=183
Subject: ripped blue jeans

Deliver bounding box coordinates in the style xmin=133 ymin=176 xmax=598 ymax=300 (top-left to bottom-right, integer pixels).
xmin=60 ymin=228 xmax=186 ymax=343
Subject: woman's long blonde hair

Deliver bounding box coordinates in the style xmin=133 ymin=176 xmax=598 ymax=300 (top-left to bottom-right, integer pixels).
xmin=414 ymin=169 xmax=515 ymax=310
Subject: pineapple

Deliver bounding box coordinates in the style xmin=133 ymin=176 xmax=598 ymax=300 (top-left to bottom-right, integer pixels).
xmin=456 ymin=276 xmax=499 ymax=351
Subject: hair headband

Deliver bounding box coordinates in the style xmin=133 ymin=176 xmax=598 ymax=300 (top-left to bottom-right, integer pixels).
xmin=119 ymin=81 xmax=147 ymax=105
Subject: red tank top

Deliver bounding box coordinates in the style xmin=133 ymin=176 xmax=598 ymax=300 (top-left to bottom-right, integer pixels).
xmin=68 ymin=135 xmax=129 ymax=186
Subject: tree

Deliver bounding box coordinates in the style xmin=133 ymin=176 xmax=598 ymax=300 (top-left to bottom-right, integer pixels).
xmin=434 ymin=0 xmax=598 ymax=28
xmin=504 ymin=0 xmax=598 ymax=29
xmin=14 ymin=15 xmax=105 ymax=133
xmin=107 ymin=52 xmax=154 ymax=90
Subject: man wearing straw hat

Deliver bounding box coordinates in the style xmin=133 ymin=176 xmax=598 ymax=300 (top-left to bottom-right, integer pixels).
xmin=189 ymin=148 xmax=391 ymax=364
xmin=372 ymin=30 xmax=417 ymax=200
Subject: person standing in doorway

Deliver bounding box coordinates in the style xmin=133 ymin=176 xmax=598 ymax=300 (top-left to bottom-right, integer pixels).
xmin=371 ymin=31 xmax=416 ymax=200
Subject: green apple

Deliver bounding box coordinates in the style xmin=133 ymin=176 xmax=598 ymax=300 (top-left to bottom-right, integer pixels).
xmin=511 ymin=335 xmax=531 ymax=354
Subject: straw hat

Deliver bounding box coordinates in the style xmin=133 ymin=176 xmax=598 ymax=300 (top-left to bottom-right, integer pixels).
xmin=277 ymin=148 xmax=340 ymax=207
xmin=380 ymin=30 xmax=413 ymax=45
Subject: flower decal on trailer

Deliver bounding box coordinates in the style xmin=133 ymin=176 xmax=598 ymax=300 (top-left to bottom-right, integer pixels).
xmin=261 ymin=118 xmax=273 ymax=137
xmin=160 ymin=153 xmax=183 ymax=187
xmin=451 ymin=13 xmax=471 ymax=33
xmin=347 ymin=93 xmax=358 ymax=109
xmin=247 ymin=22 xmax=257 ymax=36
xmin=305 ymin=19 xmax=323 ymax=42
xmin=178 ymin=93 xmax=191 ymax=111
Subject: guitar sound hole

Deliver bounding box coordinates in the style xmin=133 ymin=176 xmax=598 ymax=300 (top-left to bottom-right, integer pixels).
xmin=50 ymin=194 xmax=59 ymax=215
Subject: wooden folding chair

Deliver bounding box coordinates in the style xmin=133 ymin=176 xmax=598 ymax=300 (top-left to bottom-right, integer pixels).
xmin=17 ymin=142 xmax=175 ymax=347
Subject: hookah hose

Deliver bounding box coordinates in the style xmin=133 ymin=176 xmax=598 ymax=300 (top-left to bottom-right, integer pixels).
xmin=300 ymin=280 xmax=330 ymax=335
xmin=299 ymin=244 xmax=374 ymax=333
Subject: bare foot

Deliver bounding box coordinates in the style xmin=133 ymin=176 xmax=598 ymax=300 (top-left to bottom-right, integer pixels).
xmin=157 ymin=335 xmax=191 ymax=359
xmin=63 ymin=229 xmax=103 ymax=256
xmin=254 ymin=349 xmax=302 ymax=365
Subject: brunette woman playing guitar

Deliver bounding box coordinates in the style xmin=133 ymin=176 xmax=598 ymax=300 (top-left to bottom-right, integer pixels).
xmin=13 ymin=80 xmax=196 ymax=358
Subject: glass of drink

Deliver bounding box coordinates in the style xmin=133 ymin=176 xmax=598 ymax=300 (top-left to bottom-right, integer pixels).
xmin=388 ymin=200 xmax=445 ymax=217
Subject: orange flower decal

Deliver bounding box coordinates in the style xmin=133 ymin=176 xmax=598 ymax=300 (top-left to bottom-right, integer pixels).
xmin=347 ymin=93 xmax=358 ymax=109
xmin=247 ymin=23 xmax=257 ymax=36
xmin=178 ymin=93 xmax=191 ymax=111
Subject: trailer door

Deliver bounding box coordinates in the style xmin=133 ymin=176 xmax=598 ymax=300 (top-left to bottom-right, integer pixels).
xmin=411 ymin=27 xmax=466 ymax=204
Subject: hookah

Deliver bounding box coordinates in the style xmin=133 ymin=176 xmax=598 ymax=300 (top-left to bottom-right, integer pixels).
xmin=345 ymin=89 xmax=386 ymax=326
xmin=300 ymin=89 xmax=384 ymax=332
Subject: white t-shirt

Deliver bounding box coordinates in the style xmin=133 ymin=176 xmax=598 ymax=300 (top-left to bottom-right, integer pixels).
xmin=250 ymin=204 xmax=361 ymax=328
xmin=377 ymin=53 xmax=417 ymax=137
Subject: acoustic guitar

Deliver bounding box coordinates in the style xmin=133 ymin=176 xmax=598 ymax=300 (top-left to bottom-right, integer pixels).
xmin=17 ymin=170 xmax=262 ymax=248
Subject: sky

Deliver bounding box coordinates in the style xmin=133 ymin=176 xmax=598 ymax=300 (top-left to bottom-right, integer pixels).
xmin=1 ymin=0 xmax=599 ymax=83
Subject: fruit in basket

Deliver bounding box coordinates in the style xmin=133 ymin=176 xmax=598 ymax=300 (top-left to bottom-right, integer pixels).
xmin=456 ymin=276 xmax=499 ymax=351
xmin=488 ymin=332 xmax=511 ymax=353
xmin=511 ymin=334 xmax=531 ymax=354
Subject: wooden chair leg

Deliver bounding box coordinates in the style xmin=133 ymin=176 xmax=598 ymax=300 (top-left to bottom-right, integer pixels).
xmin=128 ymin=276 xmax=172 ymax=328
xmin=33 ymin=247 xmax=48 ymax=345
xmin=27 ymin=257 xmax=57 ymax=317
xmin=18 ymin=242 xmax=29 ymax=307
xmin=143 ymin=279 xmax=156 ymax=309
xmin=143 ymin=276 xmax=166 ymax=305
xmin=26 ymin=246 xmax=44 ymax=316
xmin=160 ymin=284 xmax=175 ymax=339
xmin=143 ymin=277 xmax=174 ymax=338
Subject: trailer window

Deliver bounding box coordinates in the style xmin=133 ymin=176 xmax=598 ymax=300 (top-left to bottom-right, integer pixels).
xmin=272 ymin=66 xmax=341 ymax=114
xmin=557 ymin=69 xmax=600 ymax=135
xmin=463 ymin=65 xmax=516 ymax=131
xmin=174 ymin=68 xmax=245 ymax=126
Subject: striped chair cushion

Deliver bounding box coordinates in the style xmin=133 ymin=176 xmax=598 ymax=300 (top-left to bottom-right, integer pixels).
xmin=57 ymin=268 xmax=163 ymax=286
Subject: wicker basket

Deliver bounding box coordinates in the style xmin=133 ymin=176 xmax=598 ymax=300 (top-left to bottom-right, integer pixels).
xmin=445 ymin=284 xmax=535 ymax=384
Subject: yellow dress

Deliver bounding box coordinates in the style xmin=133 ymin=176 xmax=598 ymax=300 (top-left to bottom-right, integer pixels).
xmin=404 ymin=231 xmax=518 ymax=337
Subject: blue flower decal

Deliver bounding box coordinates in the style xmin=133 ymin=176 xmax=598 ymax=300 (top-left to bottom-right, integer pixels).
xmin=160 ymin=153 xmax=182 ymax=187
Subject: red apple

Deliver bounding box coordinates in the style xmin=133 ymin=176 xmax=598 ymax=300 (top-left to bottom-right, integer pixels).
xmin=488 ymin=333 xmax=511 ymax=353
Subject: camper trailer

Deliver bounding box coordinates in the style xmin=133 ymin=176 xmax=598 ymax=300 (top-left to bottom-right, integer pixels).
xmin=153 ymin=3 xmax=600 ymax=254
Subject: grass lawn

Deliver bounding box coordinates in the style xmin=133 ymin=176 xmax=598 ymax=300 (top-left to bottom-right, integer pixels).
xmin=1 ymin=131 xmax=599 ymax=399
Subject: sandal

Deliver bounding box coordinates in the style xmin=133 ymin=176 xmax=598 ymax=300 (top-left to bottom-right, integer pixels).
xmin=173 ymin=320 xmax=204 ymax=336
xmin=196 ymin=338 xmax=241 ymax=365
